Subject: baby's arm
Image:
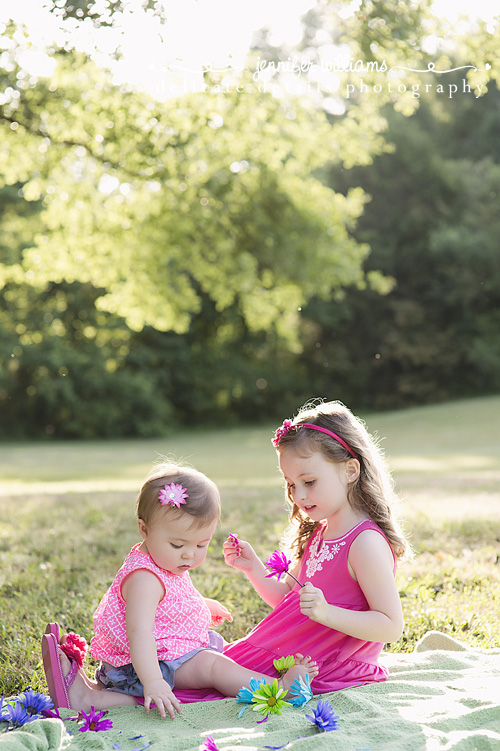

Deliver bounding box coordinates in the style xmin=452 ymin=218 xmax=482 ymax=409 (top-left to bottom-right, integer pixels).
xmin=204 ymin=597 xmax=233 ymax=625
xmin=122 ymin=570 xmax=182 ymax=719
xmin=299 ymin=530 xmax=403 ymax=643
xmin=223 ymin=536 xmax=294 ymax=608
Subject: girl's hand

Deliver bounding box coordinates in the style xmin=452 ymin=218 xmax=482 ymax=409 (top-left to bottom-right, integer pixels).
xmin=299 ymin=582 xmax=329 ymax=623
xmin=204 ymin=597 xmax=233 ymax=625
xmin=223 ymin=537 xmax=258 ymax=573
xmin=143 ymin=677 xmax=182 ymax=719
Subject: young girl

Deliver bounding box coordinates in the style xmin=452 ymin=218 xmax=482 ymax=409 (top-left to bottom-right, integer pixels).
xmin=220 ymin=400 xmax=410 ymax=695
xmin=42 ymin=462 xmax=317 ymax=719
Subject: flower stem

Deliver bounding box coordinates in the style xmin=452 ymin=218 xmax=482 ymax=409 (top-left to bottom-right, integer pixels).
xmin=286 ymin=571 xmax=304 ymax=588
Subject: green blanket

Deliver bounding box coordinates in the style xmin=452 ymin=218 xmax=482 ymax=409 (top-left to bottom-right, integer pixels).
xmin=2 ymin=632 xmax=499 ymax=750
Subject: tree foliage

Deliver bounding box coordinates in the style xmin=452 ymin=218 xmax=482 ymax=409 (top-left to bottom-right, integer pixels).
xmin=0 ymin=42 xmax=369 ymax=338
xmin=1 ymin=2 xmax=500 ymax=437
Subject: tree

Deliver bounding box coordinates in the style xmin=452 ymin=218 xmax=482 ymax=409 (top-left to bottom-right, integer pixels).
xmin=0 ymin=41 xmax=369 ymax=340
xmin=298 ymin=78 xmax=500 ymax=408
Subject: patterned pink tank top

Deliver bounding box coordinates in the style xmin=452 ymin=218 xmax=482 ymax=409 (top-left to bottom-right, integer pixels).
xmin=90 ymin=544 xmax=212 ymax=666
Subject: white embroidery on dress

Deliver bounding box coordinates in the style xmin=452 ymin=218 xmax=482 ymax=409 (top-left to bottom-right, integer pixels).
xmin=305 ymin=530 xmax=346 ymax=578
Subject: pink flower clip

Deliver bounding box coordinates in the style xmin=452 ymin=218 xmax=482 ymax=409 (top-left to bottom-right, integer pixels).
xmin=272 ymin=419 xmax=295 ymax=447
xmin=159 ymin=483 xmax=188 ymax=508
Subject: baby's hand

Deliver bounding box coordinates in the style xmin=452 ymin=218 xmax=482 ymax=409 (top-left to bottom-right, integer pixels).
xmin=223 ymin=535 xmax=257 ymax=572
xmin=143 ymin=678 xmax=182 ymax=719
xmin=205 ymin=597 xmax=233 ymax=625
xmin=299 ymin=582 xmax=329 ymax=623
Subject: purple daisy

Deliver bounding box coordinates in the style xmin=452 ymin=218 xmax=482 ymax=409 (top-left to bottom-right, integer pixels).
xmin=78 ymin=707 xmax=113 ymax=733
xmin=265 ymin=551 xmax=303 ymax=587
xmin=201 ymin=735 xmax=219 ymax=751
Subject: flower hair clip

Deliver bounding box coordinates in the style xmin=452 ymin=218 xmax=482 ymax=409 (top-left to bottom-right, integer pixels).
xmin=159 ymin=483 xmax=188 ymax=508
xmin=272 ymin=419 xmax=295 ymax=447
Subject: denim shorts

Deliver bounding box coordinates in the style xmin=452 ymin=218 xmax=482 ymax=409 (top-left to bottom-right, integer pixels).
xmin=95 ymin=630 xmax=225 ymax=696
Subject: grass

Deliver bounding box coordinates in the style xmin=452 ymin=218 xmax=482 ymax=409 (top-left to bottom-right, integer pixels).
xmin=1 ymin=395 xmax=499 ymax=696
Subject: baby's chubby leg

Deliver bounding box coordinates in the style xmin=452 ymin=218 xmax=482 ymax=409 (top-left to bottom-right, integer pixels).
xmin=174 ymin=650 xmax=318 ymax=697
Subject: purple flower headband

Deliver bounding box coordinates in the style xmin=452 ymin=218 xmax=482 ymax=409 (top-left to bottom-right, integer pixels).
xmin=272 ymin=419 xmax=358 ymax=460
xmin=159 ymin=482 xmax=189 ymax=508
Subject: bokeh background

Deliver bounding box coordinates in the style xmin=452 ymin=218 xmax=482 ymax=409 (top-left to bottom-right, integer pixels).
xmin=1 ymin=0 xmax=500 ymax=439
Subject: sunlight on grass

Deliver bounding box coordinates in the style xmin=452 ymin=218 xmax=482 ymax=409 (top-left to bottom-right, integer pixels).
xmin=1 ymin=396 xmax=499 ymax=694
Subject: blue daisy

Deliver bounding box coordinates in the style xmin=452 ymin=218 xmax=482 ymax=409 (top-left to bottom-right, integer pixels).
xmin=17 ymin=689 xmax=53 ymax=716
xmin=305 ymin=699 xmax=340 ymax=732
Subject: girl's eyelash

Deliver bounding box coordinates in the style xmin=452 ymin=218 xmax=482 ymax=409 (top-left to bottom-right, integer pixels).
xmin=171 ymin=544 xmax=182 ymax=549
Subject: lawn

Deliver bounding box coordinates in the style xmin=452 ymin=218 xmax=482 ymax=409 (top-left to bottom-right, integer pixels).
xmin=1 ymin=396 xmax=499 ymax=696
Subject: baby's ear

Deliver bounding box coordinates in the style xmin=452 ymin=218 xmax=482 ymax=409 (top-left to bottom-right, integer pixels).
xmin=137 ymin=518 xmax=148 ymax=539
xmin=345 ymin=459 xmax=360 ymax=483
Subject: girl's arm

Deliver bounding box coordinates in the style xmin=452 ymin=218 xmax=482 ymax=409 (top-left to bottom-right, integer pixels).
xmin=299 ymin=530 xmax=403 ymax=644
xmin=122 ymin=569 xmax=182 ymax=719
xmin=223 ymin=537 xmax=296 ymax=608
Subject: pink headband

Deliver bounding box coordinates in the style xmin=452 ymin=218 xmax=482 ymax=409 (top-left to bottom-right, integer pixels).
xmin=272 ymin=419 xmax=358 ymax=460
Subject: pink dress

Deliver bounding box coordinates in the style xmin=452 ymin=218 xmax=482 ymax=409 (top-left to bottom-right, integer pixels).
xmin=175 ymin=519 xmax=395 ymax=703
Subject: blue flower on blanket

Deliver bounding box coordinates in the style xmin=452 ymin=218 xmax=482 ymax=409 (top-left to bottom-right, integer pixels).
xmin=1 ymin=700 xmax=38 ymax=730
xmin=305 ymin=699 xmax=340 ymax=732
xmin=235 ymin=677 xmax=267 ymax=717
xmin=17 ymin=689 xmax=54 ymax=716
xmin=288 ymin=674 xmax=312 ymax=707
xmin=1 ymin=691 xmax=54 ymax=732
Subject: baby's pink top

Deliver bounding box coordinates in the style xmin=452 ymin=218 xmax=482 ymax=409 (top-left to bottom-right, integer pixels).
xmin=90 ymin=543 xmax=212 ymax=666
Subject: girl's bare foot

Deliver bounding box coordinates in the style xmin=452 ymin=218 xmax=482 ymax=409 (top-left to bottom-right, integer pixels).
xmin=281 ymin=652 xmax=319 ymax=691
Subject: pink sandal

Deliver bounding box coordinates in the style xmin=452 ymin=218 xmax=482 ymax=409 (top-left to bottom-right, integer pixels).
xmin=41 ymin=628 xmax=88 ymax=708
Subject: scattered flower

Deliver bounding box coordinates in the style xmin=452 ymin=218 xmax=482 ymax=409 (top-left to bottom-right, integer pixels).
xmin=78 ymin=706 xmax=113 ymax=733
xmin=273 ymin=655 xmax=296 ymax=678
xmin=1 ymin=701 xmax=37 ymax=730
xmin=17 ymin=689 xmax=53 ymax=716
xmin=305 ymin=699 xmax=339 ymax=732
xmin=272 ymin=419 xmax=294 ymax=446
xmin=265 ymin=551 xmax=303 ymax=587
xmin=201 ymin=735 xmax=219 ymax=751
xmin=236 ymin=677 xmax=266 ymax=717
xmin=256 ymin=713 xmax=269 ymax=723
xmin=1 ymin=698 xmax=10 ymax=731
xmin=288 ymin=674 xmax=313 ymax=708
xmin=41 ymin=707 xmax=62 ymax=720
xmin=251 ymin=679 xmax=291 ymax=716
xmin=159 ymin=483 xmax=188 ymax=508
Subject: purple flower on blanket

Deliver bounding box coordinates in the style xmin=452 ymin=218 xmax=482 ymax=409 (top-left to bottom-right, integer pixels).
xmin=305 ymin=699 xmax=340 ymax=732
xmin=265 ymin=551 xmax=303 ymax=587
xmin=78 ymin=706 xmax=113 ymax=733
xmin=201 ymin=735 xmax=220 ymax=751
xmin=17 ymin=689 xmax=53 ymax=716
